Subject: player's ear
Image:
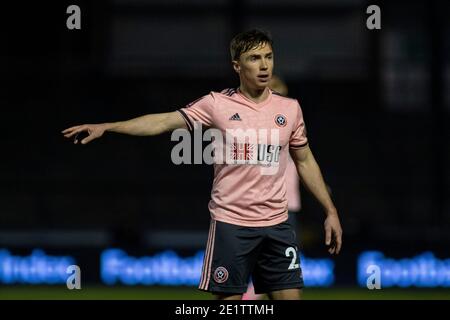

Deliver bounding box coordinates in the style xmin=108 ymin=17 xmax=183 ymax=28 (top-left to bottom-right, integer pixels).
xmin=232 ymin=60 xmax=240 ymax=74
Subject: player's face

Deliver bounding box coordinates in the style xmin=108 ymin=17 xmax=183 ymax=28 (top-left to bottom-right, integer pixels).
xmin=234 ymin=43 xmax=274 ymax=90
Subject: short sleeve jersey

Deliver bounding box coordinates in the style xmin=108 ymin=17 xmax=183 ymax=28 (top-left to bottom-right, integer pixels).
xmin=178 ymin=88 xmax=307 ymax=227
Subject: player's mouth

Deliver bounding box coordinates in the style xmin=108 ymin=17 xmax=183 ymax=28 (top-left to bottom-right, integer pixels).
xmin=257 ymin=74 xmax=270 ymax=82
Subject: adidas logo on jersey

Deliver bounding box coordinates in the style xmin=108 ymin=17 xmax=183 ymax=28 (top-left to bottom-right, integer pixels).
xmin=229 ymin=113 xmax=242 ymax=121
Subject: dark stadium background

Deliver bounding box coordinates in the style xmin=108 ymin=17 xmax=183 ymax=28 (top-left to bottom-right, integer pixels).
xmin=1 ymin=0 xmax=449 ymax=299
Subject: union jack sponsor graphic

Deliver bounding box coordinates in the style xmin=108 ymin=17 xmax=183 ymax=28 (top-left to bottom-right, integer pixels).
xmin=231 ymin=142 xmax=254 ymax=161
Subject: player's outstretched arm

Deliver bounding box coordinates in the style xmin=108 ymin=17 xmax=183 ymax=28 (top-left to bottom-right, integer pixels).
xmin=62 ymin=111 xmax=188 ymax=144
xmin=290 ymin=145 xmax=343 ymax=255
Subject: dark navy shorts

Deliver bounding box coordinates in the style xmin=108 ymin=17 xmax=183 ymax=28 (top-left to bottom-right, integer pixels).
xmin=198 ymin=219 xmax=304 ymax=295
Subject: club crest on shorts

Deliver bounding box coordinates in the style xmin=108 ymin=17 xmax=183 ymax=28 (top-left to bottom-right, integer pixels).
xmin=213 ymin=266 xmax=229 ymax=283
xmin=274 ymin=114 xmax=287 ymax=127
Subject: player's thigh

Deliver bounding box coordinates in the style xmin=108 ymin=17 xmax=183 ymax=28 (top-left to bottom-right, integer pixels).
xmin=268 ymin=288 xmax=302 ymax=300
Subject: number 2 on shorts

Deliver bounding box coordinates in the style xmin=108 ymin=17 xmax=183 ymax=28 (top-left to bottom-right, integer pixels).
xmin=285 ymin=246 xmax=299 ymax=270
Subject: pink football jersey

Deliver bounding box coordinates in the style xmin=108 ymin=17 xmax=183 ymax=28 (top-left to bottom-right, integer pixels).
xmin=178 ymin=88 xmax=307 ymax=227
xmin=286 ymin=155 xmax=301 ymax=212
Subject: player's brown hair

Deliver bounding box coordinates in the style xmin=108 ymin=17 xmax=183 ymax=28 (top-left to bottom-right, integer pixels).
xmin=230 ymin=29 xmax=273 ymax=61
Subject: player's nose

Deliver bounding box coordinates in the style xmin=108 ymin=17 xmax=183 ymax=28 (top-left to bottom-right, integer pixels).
xmin=260 ymin=59 xmax=268 ymax=70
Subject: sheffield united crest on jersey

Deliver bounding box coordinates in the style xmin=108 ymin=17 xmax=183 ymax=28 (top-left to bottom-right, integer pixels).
xmin=274 ymin=114 xmax=287 ymax=127
xmin=213 ymin=266 xmax=229 ymax=283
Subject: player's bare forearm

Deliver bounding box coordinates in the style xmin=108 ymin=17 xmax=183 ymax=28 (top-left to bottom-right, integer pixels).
xmin=290 ymin=145 xmax=336 ymax=215
xmin=105 ymin=112 xmax=187 ymax=136
xmin=290 ymin=144 xmax=343 ymax=254
xmin=62 ymin=111 xmax=187 ymax=144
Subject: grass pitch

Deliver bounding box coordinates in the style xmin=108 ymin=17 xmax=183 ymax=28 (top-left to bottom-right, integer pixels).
xmin=1 ymin=286 xmax=449 ymax=300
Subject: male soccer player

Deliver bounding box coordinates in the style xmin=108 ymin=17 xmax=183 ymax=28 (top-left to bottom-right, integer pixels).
xmin=242 ymin=74 xmax=302 ymax=300
xmin=62 ymin=30 xmax=342 ymax=300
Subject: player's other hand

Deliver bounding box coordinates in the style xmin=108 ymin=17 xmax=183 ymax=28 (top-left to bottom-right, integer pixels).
xmin=62 ymin=124 xmax=106 ymax=145
xmin=324 ymin=212 xmax=343 ymax=255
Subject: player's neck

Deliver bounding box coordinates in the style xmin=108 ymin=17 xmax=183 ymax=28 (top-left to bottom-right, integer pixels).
xmin=238 ymin=84 xmax=269 ymax=104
